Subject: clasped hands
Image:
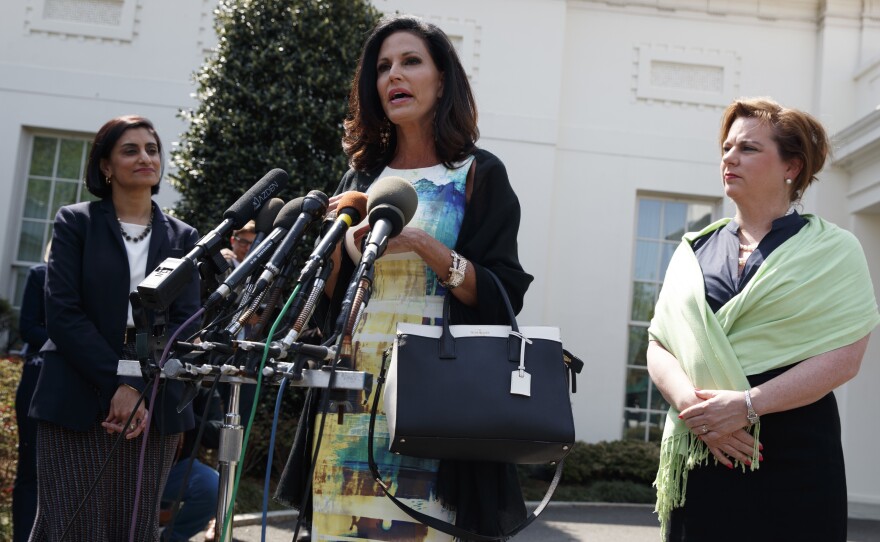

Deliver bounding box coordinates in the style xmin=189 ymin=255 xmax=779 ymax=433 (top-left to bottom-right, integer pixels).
xmin=678 ymin=388 xmax=763 ymax=469
xmin=101 ymin=384 xmax=148 ymax=439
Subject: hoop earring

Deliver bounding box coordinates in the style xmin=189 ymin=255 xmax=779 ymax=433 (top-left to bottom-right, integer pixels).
xmin=379 ymin=118 xmax=391 ymax=150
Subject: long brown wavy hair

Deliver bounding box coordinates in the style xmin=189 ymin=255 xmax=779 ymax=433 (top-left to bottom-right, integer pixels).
xmin=342 ymin=15 xmax=478 ymax=172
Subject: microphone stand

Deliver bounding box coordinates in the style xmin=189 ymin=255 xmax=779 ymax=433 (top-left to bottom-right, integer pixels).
xmin=328 ymin=261 xmax=374 ymax=422
xmin=120 ymin=244 xmax=380 ymax=542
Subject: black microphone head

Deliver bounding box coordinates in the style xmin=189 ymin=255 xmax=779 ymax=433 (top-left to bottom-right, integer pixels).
xmin=302 ymin=190 xmax=329 ymax=218
xmin=367 ymin=176 xmax=418 ymax=237
xmin=337 ymin=191 xmax=369 ymax=224
xmin=274 ymin=197 xmax=306 ymax=229
xmin=254 ymin=198 xmax=284 ymax=234
xmin=223 ymin=168 xmax=289 ymax=228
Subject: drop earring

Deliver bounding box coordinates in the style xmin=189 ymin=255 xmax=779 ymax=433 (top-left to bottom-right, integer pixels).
xmin=379 ymin=118 xmax=391 ymax=150
xmin=105 ymin=175 xmax=112 ymax=186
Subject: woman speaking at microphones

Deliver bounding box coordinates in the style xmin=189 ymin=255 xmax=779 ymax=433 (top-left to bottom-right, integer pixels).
xmin=277 ymin=14 xmax=533 ymax=541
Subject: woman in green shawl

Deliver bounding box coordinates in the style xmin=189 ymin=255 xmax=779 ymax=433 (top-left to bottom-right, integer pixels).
xmin=647 ymin=97 xmax=880 ymax=541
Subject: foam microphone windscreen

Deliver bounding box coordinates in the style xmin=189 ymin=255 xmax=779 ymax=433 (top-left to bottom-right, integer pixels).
xmin=254 ymin=198 xmax=284 ymax=234
xmin=367 ymin=176 xmax=419 ymax=237
xmin=303 ymin=190 xmax=330 ymax=217
xmin=336 ymin=191 xmax=369 ymax=223
xmin=223 ymin=168 xmax=289 ymax=228
xmin=273 ymin=197 xmax=306 ymax=230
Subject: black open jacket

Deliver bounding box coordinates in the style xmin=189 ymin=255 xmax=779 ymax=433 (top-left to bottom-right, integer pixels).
xmin=276 ymin=148 xmax=534 ymax=538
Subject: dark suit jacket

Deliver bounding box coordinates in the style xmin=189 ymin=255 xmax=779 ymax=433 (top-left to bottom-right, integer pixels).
xmin=30 ymin=199 xmax=201 ymax=433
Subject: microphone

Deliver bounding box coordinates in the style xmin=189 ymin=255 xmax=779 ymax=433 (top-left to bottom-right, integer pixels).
xmin=204 ymin=197 xmax=305 ymax=310
xmin=297 ymin=191 xmax=368 ymax=282
xmin=247 ymin=197 xmax=285 ymax=255
xmin=251 ymin=190 xmax=329 ymax=298
xmin=361 ymin=176 xmax=419 ymax=267
xmin=137 ymin=169 xmax=288 ymax=310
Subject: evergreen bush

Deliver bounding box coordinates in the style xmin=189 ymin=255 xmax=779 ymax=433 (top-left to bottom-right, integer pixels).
xmin=169 ymin=0 xmax=381 ymax=483
xmin=170 ymin=0 xmax=381 ymax=235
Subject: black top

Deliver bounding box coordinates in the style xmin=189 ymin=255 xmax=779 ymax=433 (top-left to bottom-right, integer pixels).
xmin=19 ymin=264 xmax=48 ymax=355
xmin=692 ymin=212 xmax=807 ymax=312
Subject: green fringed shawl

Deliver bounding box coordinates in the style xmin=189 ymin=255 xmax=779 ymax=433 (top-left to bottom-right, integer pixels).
xmin=648 ymin=215 xmax=880 ymax=538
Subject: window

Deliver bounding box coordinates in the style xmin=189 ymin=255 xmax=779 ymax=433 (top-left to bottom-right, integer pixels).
xmin=10 ymin=134 xmax=96 ymax=307
xmin=623 ymin=196 xmax=715 ymax=442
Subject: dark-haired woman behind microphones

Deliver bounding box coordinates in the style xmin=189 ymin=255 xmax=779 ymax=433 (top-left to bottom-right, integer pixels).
xmin=276 ymin=14 xmax=533 ymax=541
xmin=28 ymin=115 xmax=200 ymax=541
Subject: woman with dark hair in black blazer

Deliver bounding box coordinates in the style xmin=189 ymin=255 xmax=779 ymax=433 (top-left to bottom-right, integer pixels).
xmin=28 ymin=115 xmax=201 ymax=541
xmin=275 ymin=15 xmax=532 ymax=541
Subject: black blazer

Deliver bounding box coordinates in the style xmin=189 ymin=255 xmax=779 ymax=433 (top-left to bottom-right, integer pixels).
xmin=30 ymin=199 xmax=201 ymax=433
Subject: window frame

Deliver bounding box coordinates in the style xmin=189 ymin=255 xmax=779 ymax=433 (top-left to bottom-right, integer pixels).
xmin=623 ymin=193 xmax=719 ymax=442
xmin=8 ymin=129 xmax=95 ymax=308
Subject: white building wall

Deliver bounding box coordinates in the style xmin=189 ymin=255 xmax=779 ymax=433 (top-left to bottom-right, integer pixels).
xmin=2 ymin=0 xmax=880 ymax=518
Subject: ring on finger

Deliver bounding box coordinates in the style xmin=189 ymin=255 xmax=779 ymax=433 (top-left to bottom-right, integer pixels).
xmin=701 ymin=424 xmax=708 ymax=434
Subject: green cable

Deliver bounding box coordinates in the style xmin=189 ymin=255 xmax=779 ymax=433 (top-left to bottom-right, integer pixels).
xmin=219 ymin=281 xmax=302 ymax=542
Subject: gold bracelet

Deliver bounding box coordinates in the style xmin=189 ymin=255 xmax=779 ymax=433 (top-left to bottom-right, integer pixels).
xmin=440 ymin=251 xmax=468 ymax=289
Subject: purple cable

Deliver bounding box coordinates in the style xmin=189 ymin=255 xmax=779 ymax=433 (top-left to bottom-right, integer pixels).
xmin=128 ymin=307 xmax=205 ymax=542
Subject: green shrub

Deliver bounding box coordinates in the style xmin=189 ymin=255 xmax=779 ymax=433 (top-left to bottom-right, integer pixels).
xmin=519 ymin=440 xmax=660 ymax=504
xmin=563 ymin=440 xmax=660 ymax=485
xmin=170 ymin=0 xmax=381 ymax=236
xmin=0 ymin=357 xmax=22 ymax=540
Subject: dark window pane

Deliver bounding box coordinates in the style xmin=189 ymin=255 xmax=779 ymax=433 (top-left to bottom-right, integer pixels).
xmin=648 ymin=412 xmax=667 ymax=442
xmin=78 ymin=180 xmax=99 ymax=202
xmin=30 ymin=137 xmax=57 ymax=177
xmin=663 ymin=202 xmax=688 ymax=241
xmin=622 ymin=409 xmax=647 ymax=441
xmin=637 ymin=199 xmax=662 ymax=239
xmin=630 ymin=282 xmax=657 ymax=322
xmin=58 ymin=139 xmax=85 ymax=180
xmin=24 ymin=178 xmax=52 ymax=219
xmin=626 ymin=325 xmax=650 ymax=366
xmin=17 ymin=220 xmax=46 ymax=262
xmin=52 ymin=181 xmax=78 ymax=217
xmin=625 ymin=368 xmax=649 ymax=410
xmin=634 ymin=240 xmax=660 ymax=281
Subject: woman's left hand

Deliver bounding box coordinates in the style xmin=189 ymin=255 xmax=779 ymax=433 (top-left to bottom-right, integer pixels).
xmin=102 ymin=384 xmax=148 ymax=439
xmin=679 ymin=388 xmax=750 ymax=439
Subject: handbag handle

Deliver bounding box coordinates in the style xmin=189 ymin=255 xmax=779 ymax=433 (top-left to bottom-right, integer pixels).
xmin=439 ymin=269 xmax=521 ymax=360
xmin=368 ymin=348 xmax=564 ymax=541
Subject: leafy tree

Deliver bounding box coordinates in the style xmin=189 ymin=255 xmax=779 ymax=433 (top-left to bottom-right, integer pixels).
xmin=167 ymin=0 xmax=381 ymax=486
xmin=170 ymin=0 xmax=381 ymax=235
